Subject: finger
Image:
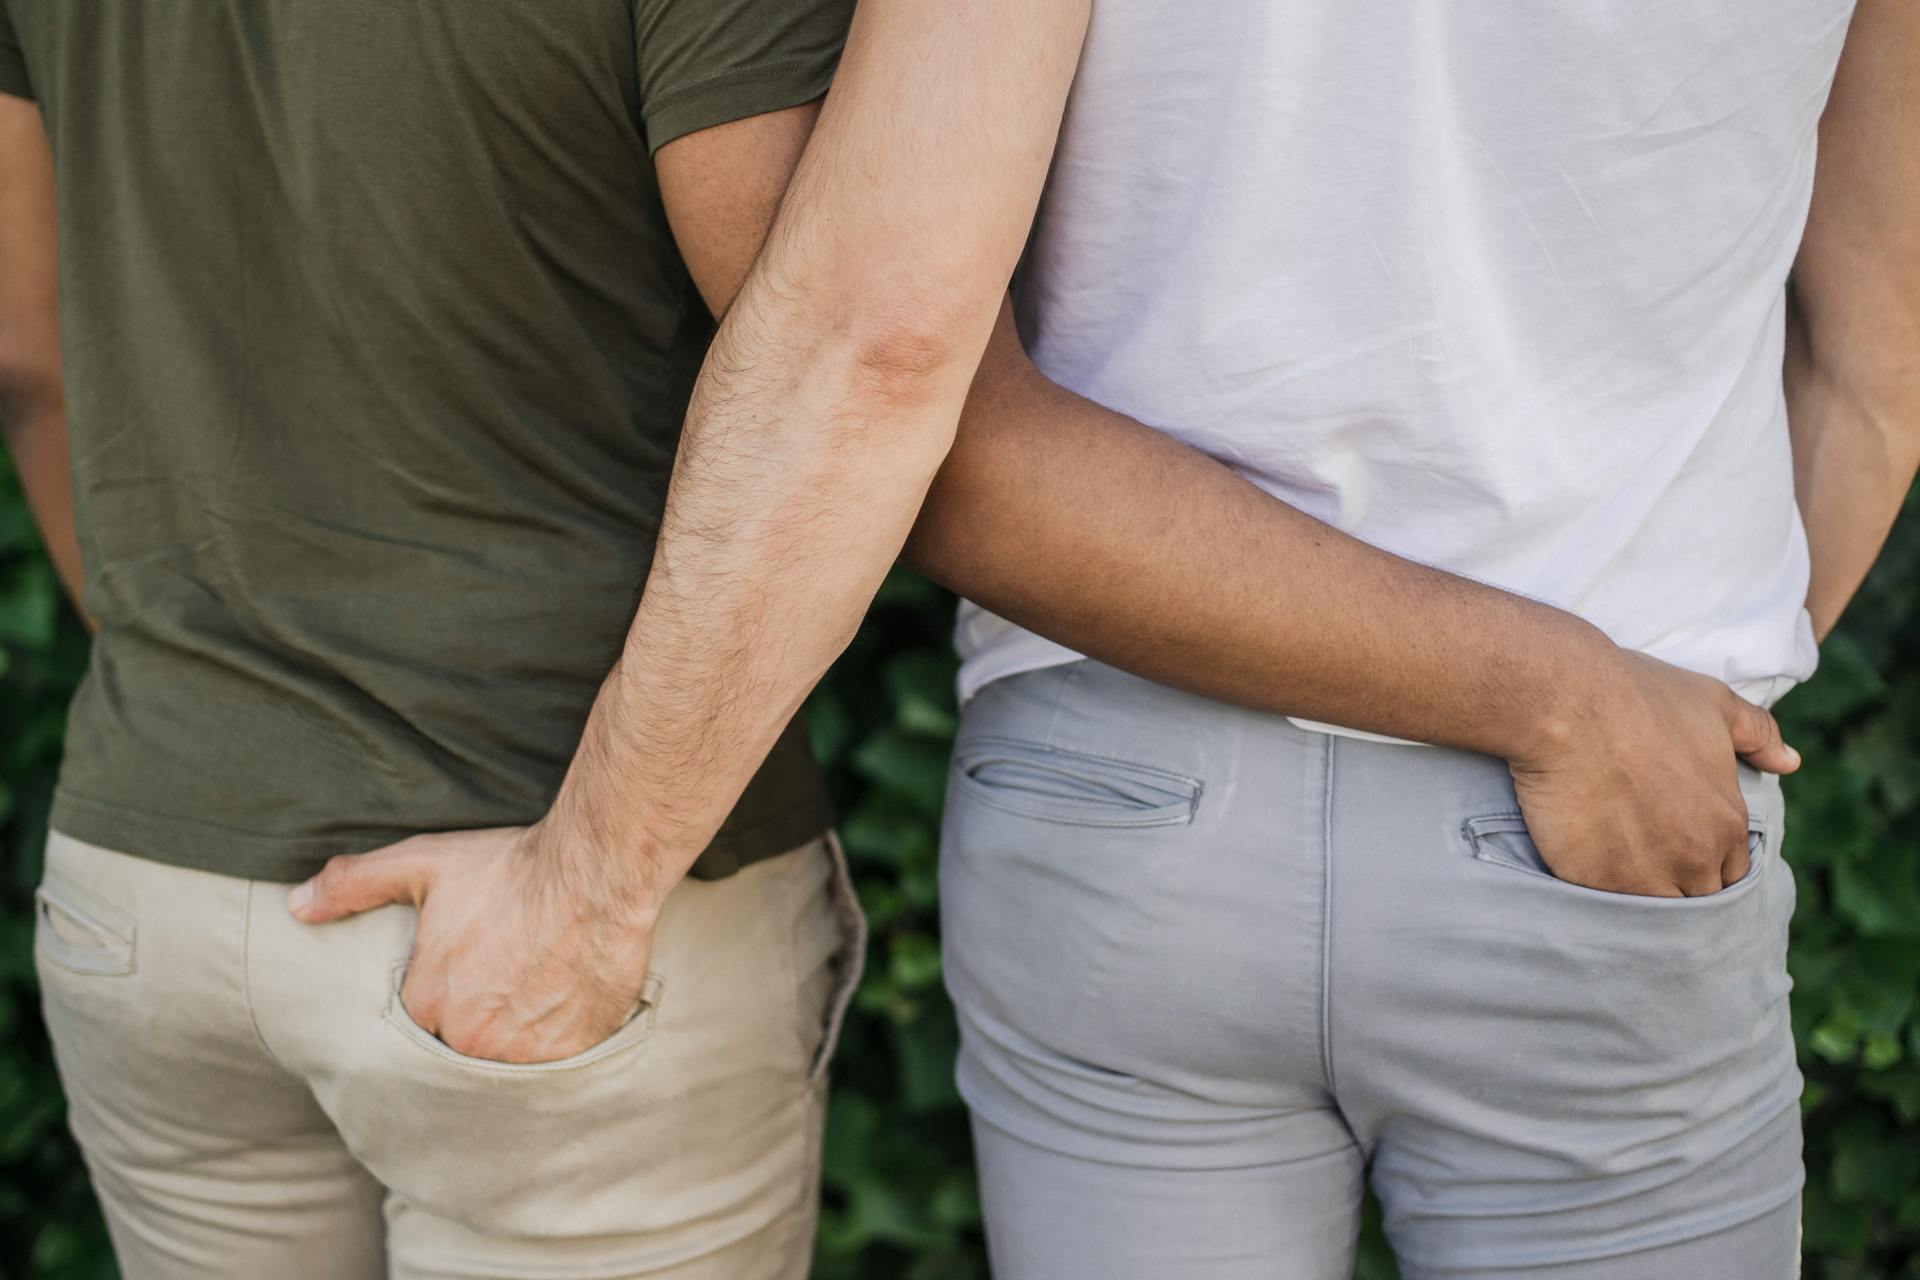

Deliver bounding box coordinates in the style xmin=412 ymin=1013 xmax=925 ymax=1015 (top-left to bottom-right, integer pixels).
xmin=397 ymin=965 xmax=445 ymax=1037
xmin=1676 ymin=865 xmax=1726 ymax=897
xmin=287 ymin=841 xmax=438 ymax=923
xmin=1723 ymin=694 xmax=1800 ymax=775
xmin=1720 ymin=839 xmax=1752 ymax=890
xmin=1689 ymin=805 xmax=1751 ymax=896
xmin=1717 ymin=795 xmax=1755 ymax=888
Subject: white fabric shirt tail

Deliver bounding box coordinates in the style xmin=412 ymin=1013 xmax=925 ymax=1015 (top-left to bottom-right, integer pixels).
xmin=958 ymin=0 xmax=1848 ymax=732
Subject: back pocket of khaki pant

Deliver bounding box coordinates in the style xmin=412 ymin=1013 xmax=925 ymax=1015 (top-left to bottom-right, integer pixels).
xmin=385 ymin=960 xmax=664 ymax=1074
xmin=952 ymin=736 xmax=1203 ymax=829
xmin=35 ymin=874 xmax=136 ymax=976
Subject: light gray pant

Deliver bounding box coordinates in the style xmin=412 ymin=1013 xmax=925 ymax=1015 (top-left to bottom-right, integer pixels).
xmin=940 ymin=661 xmax=1802 ymax=1279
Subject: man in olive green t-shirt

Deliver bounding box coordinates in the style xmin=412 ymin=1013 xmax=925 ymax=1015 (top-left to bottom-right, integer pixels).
xmin=0 ymin=2 xmax=863 ymax=1275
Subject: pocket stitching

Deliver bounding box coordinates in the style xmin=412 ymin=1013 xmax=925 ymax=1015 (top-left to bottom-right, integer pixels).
xmin=34 ymin=876 xmax=136 ymax=976
xmin=1462 ymin=811 xmax=1770 ymax=906
xmin=952 ymin=735 xmax=1203 ymax=830
xmin=384 ymin=960 xmax=664 ymax=1075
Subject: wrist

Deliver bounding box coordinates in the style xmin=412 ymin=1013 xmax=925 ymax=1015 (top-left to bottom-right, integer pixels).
xmin=1499 ymin=617 xmax=1624 ymax=766
xmin=523 ymin=799 xmax=674 ymax=933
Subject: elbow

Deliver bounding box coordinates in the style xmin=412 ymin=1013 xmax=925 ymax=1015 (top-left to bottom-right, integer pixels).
xmin=1789 ymin=303 xmax=1920 ymax=463
xmin=756 ymin=253 xmax=993 ymax=419
xmin=801 ymin=310 xmax=978 ymax=468
xmin=0 ymin=343 xmax=62 ymax=434
xmin=0 ymin=382 xmax=62 ymax=441
xmin=721 ymin=250 xmax=998 ymax=472
xmin=842 ymin=308 xmax=978 ymax=414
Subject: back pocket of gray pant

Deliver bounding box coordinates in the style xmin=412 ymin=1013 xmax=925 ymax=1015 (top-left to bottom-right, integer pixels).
xmin=952 ymin=736 xmax=1202 ymax=829
xmin=1463 ymin=812 xmax=1769 ymax=906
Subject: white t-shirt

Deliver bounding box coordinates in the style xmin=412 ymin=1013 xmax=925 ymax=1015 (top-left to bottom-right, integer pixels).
xmin=956 ymin=0 xmax=1849 ymax=729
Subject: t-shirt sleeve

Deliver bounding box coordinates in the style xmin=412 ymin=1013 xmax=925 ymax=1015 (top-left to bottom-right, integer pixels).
xmin=0 ymin=3 xmax=33 ymax=102
xmin=634 ymin=0 xmax=854 ymax=154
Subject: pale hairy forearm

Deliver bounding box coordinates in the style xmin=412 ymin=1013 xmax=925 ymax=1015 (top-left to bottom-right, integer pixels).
xmin=907 ymin=309 xmax=1611 ymax=756
xmin=548 ymin=298 xmax=964 ymax=887
xmin=536 ymin=0 xmax=1091 ymax=908
xmin=1783 ymin=0 xmax=1920 ymax=642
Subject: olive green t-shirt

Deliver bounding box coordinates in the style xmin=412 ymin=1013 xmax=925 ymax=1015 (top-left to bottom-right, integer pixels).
xmin=0 ymin=0 xmax=853 ymax=882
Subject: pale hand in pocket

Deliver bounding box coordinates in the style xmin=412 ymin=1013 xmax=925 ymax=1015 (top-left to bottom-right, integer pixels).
xmin=286 ymin=824 xmax=659 ymax=1064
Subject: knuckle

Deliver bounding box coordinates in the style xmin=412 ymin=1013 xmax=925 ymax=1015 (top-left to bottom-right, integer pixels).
xmin=404 ymin=993 xmax=440 ymax=1029
xmin=1675 ymin=827 xmax=1727 ymax=876
xmin=440 ymin=1024 xmax=485 ymax=1058
xmin=445 ymin=1034 xmax=483 ymax=1059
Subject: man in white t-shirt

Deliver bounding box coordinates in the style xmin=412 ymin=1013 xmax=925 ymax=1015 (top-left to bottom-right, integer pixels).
xmin=898 ymin=1 xmax=1914 ymax=1274
xmin=257 ymin=0 xmax=1913 ymax=1274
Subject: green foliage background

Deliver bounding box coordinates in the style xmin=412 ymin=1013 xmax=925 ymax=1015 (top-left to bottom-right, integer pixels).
xmin=0 ymin=446 xmax=1915 ymax=1277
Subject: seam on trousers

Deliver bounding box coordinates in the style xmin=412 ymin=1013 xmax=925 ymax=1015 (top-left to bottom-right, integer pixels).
xmin=1319 ymin=732 xmax=1338 ymax=1095
xmin=783 ymin=1081 xmax=830 ymax=1280
xmin=1039 ymin=660 xmax=1082 ymax=751
xmin=240 ymin=880 xmax=292 ymax=1071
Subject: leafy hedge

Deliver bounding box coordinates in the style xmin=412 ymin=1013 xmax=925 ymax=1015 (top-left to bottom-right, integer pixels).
xmin=0 ymin=444 xmax=1915 ymax=1277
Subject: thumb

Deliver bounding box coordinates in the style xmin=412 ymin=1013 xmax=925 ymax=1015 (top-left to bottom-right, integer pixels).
xmin=1724 ymin=693 xmax=1800 ymax=776
xmin=287 ymin=841 xmax=438 ymax=924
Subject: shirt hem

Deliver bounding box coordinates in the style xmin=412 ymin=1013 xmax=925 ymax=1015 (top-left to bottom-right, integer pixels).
xmin=957 ymin=620 xmax=1807 ymax=745
xmin=0 ymin=58 xmax=32 ymax=101
xmin=49 ymin=786 xmax=833 ymax=886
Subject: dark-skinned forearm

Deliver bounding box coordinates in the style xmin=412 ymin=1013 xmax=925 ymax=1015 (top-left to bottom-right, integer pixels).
xmin=1786 ymin=301 xmax=1920 ymax=640
xmin=1780 ymin=0 xmax=1920 ymax=642
xmin=906 ymin=311 xmax=1615 ymax=762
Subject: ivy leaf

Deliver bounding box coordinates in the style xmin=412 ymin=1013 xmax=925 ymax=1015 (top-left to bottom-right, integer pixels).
xmin=1832 ymin=848 xmax=1920 ymax=940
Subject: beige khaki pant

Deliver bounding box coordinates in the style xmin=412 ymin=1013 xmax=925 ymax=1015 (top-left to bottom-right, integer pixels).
xmin=34 ymin=830 xmax=865 ymax=1280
